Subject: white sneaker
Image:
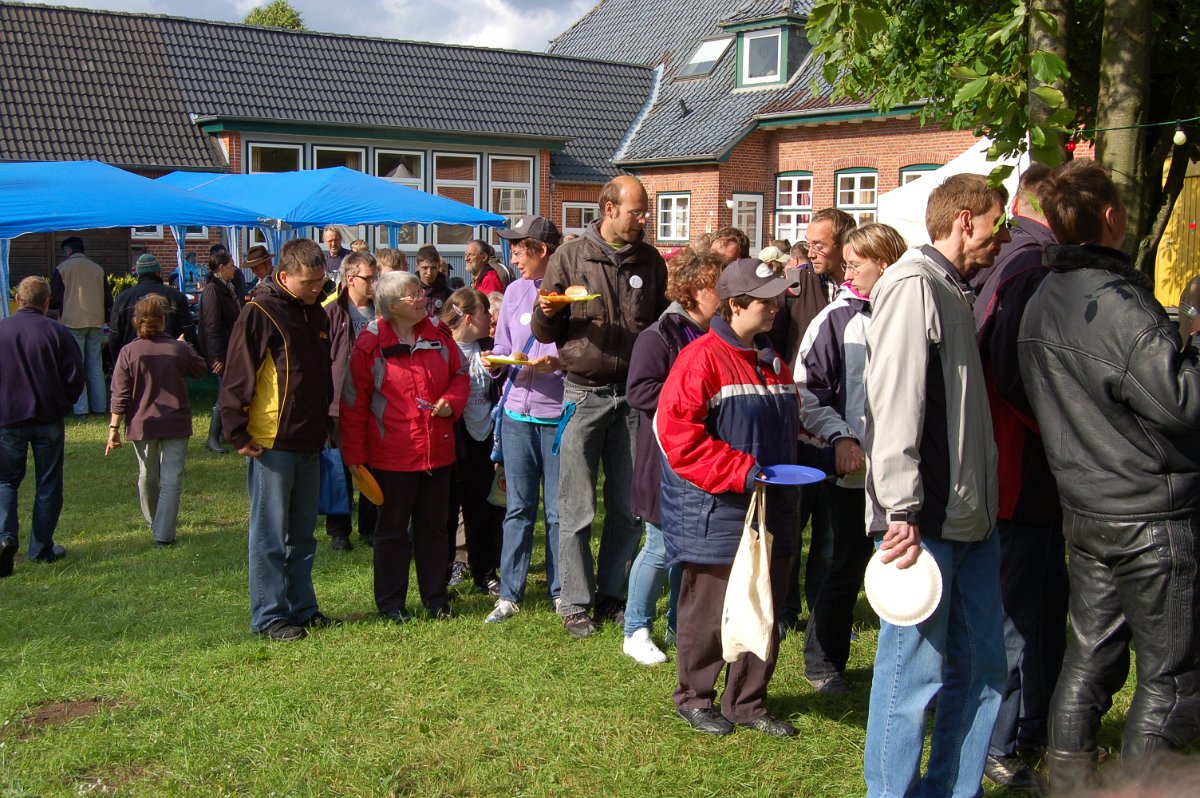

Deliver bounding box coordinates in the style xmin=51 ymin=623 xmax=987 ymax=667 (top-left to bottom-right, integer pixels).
xmin=485 ymin=598 xmax=520 ymax=624
xmin=623 ymin=627 xmax=668 ymax=666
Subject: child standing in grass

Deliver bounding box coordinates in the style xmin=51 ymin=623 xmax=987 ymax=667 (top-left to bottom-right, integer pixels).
xmin=105 ymin=294 xmax=208 ymax=548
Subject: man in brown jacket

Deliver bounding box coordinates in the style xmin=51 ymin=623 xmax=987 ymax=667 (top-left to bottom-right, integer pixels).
xmin=532 ymin=175 xmax=667 ymax=637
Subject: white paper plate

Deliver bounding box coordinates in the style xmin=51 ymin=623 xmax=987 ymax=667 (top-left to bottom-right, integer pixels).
xmin=864 ymin=546 xmax=943 ymax=627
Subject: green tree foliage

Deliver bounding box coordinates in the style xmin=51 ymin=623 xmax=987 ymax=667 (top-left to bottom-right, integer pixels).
xmin=807 ymin=0 xmax=1199 ymax=273
xmin=243 ymin=0 xmax=305 ymax=30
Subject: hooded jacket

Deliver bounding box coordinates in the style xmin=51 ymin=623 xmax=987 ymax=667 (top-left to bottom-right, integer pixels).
xmin=531 ymin=220 xmax=667 ymax=386
xmin=218 ymin=276 xmax=332 ymax=453
xmin=339 ymin=315 xmax=469 ymax=473
xmin=1019 ymin=244 xmax=1200 ymax=521
xmin=490 ymin=276 xmax=563 ymax=420
xmin=199 ymin=275 xmax=241 ymax=367
xmin=864 ymin=246 xmax=998 ymax=542
xmin=323 ymin=285 xmax=373 ymax=418
xmin=656 ymin=316 xmax=801 ymax=566
xmin=421 ymin=272 xmax=453 ymax=316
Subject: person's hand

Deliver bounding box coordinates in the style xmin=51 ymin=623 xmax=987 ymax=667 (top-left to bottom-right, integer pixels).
xmin=177 ymin=333 xmax=186 ymax=341
xmin=538 ymin=296 xmax=564 ymax=317
xmin=527 ymin=354 xmax=561 ymax=374
xmin=327 ymin=418 xmax=340 ymax=449
xmin=432 ymin=398 xmax=452 ymax=418
xmin=212 ymin=360 xmax=224 ymax=375
xmin=479 ymin=350 xmax=502 ymax=373
xmin=238 ymin=440 xmax=264 ymax=457
xmin=879 ymin=522 xmax=921 ymax=569
xmin=104 ymin=428 xmax=121 ymax=456
xmin=834 ymin=438 xmax=865 ymax=475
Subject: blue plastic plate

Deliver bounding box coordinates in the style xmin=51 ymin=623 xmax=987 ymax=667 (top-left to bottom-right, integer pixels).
xmin=755 ymin=464 xmax=826 ymax=486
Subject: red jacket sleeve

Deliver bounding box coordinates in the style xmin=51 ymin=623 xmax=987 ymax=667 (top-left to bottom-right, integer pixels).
xmin=656 ymin=347 xmax=757 ymax=495
xmin=338 ymin=337 xmax=373 ymax=466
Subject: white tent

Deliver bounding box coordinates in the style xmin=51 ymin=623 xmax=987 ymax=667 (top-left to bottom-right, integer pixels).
xmin=877 ymin=138 xmax=1030 ymax=246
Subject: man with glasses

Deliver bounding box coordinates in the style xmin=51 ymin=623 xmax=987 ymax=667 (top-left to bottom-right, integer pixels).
xmin=324 ymin=251 xmax=379 ymax=551
xmin=532 ymin=175 xmax=668 ymax=638
xmin=805 ymin=209 xmax=856 ymax=304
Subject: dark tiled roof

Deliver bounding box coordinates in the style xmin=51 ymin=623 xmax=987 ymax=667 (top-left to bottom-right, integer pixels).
xmin=549 ymin=0 xmax=858 ymax=165
xmin=0 ymin=2 xmax=655 ymax=182
xmin=720 ymin=0 xmax=813 ymax=26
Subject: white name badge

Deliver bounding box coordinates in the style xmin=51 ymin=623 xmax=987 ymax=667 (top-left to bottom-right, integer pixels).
xmin=629 ymin=275 xmax=643 ymax=289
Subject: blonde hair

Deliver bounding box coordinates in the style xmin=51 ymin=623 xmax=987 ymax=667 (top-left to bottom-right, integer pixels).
xmin=843 ymin=223 xmax=908 ymax=266
xmin=133 ymin=294 xmax=168 ymax=339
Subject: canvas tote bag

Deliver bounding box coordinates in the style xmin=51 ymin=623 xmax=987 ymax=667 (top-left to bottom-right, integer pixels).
xmin=721 ymin=482 xmax=775 ymax=663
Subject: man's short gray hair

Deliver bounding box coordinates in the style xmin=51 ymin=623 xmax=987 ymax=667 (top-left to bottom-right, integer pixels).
xmin=375 ymin=270 xmax=421 ymax=322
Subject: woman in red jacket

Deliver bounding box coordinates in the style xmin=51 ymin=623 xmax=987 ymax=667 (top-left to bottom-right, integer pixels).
xmin=340 ymin=270 xmax=469 ymax=621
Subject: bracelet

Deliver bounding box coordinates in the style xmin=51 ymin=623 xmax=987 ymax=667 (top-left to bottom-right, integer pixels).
xmin=108 ymin=425 xmax=119 ymax=430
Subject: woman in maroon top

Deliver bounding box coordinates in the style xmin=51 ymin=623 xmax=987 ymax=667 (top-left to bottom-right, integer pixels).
xmin=105 ymin=295 xmax=208 ymax=547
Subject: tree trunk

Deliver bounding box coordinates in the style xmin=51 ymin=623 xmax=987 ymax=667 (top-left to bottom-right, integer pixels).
xmin=1028 ymin=0 xmax=1070 ymax=139
xmin=1095 ymin=0 xmax=1150 ymax=262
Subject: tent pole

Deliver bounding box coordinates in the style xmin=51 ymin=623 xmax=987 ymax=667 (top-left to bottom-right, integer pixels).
xmin=0 ymin=238 xmax=10 ymax=320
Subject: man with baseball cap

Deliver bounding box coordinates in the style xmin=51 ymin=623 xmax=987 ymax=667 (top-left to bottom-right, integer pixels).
xmin=656 ymin=257 xmax=804 ymax=736
xmin=531 ymin=175 xmax=668 ymax=638
xmin=109 ymin=253 xmax=198 ymax=361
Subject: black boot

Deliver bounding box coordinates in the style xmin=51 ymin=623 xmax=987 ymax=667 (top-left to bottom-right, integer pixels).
xmin=205 ymin=411 xmax=226 ymax=454
xmin=1046 ymin=748 xmax=1097 ymax=795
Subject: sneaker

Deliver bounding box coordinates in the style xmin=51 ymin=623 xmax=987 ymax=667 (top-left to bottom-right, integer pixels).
xmin=331 ymin=536 xmax=352 ymax=552
xmin=664 ymin=625 xmax=677 ymax=647
xmin=552 ymin=596 xmax=562 ymax=614
xmin=485 ymin=577 xmax=501 ymax=597
xmin=807 ymin=673 xmax=851 ymax=695
xmin=623 ymin=628 xmax=668 ymax=666
xmin=594 ymin=598 xmax=625 ymax=626
xmin=984 ymin=754 xmax=1043 ymax=792
xmin=0 ymin=539 xmax=17 ymax=578
xmin=563 ymin=611 xmax=598 ymax=638
xmin=301 ymin=611 xmax=342 ymax=629
xmin=447 ymin=561 xmax=467 ymax=587
xmin=259 ymin=619 xmax=307 ymax=642
xmin=485 ymin=599 xmax=520 ymax=624
xmin=430 ymin=604 xmax=452 ymax=620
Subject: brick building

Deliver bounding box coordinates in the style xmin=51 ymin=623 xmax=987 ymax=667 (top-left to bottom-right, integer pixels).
xmin=0 ymin=0 xmax=977 ymax=284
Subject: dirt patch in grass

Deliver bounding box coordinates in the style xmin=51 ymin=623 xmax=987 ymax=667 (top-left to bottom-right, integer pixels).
xmin=4 ymin=697 xmax=129 ymax=741
xmin=72 ymin=765 xmax=154 ymax=794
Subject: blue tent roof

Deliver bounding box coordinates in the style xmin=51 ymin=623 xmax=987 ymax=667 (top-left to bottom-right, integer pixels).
xmin=0 ymin=160 xmax=265 ymax=239
xmin=157 ymin=167 xmax=507 ymax=229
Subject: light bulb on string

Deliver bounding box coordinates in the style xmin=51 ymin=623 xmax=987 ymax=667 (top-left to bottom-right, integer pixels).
xmin=1174 ymin=125 xmax=1189 ymax=147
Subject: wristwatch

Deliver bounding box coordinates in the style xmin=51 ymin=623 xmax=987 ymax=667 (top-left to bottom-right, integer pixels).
xmin=887 ymin=510 xmax=918 ymax=524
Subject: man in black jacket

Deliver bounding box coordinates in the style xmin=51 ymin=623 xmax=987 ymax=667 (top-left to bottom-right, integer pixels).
xmin=109 ymin=254 xmax=198 ymax=360
xmin=1019 ymin=160 xmax=1200 ymax=792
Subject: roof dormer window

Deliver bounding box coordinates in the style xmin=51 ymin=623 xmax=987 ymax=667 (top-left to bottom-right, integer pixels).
xmin=678 ymin=37 xmax=733 ymax=78
xmin=742 ymin=28 xmax=782 ymax=85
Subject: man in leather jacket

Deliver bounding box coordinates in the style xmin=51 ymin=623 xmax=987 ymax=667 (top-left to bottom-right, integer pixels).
xmin=1019 ymin=160 xmax=1200 ymax=793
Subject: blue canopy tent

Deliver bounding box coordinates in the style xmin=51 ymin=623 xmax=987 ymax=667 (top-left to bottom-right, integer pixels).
xmin=0 ymin=160 xmax=267 ymax=318
xmin=157 ymin=167 xmax=507 ymax=255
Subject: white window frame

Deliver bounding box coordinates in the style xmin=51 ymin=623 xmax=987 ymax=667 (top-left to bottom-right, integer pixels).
xmin=246 ymin=142 xmax=304 ymax=247
xmin=742 ymin=28 xmax=782 ymax=86
xmin=900 ymin=164 xmax=939 ymax=185
xmin=432 ymin=152 xmax=481 ymax=248
xmin=836 ymin=170 xmax=878 ymax=225
xmin=678 ymin=37 xmax=733 ymax=78
xmin=488 ymin=155 xmax=534 ymax=244
xmin=184 ymin=226 xmax=210 ymax=241
xmin=656 ymin=192 xmax=690 ymax=242
xmin=375 ymin=149 xmax=426 ymax=248
xmin=131 ymin=225 xmax=163 ymax=240
xmin=775 ymin=173 xmax=813 ymax=244
xmin=732 ymin=192 xmax=763 ymax=254
xmin=312 ymin=145 xmax=366 ymax=172
xmin=562 ymin=202 xmax=599 ymax=239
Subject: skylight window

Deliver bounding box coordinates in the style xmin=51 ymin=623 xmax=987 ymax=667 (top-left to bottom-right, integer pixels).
xmin=677 ymin=37 xmax=733 ymax=78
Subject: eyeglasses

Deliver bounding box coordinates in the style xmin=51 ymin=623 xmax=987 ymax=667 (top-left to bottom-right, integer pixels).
xmin=804 ymin=241 xmax=831 ymax=255
xmin=626 ymin=209 xmax=650 ymax=220
xmin=353 ymin=273 xmax=378 ymax=284
xmin=397 ymin=293 xmax=425 ymax=303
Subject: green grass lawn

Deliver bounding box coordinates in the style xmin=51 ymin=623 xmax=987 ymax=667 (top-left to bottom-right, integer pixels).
xmin=0 ymin=382 xmax=1135 ymax=796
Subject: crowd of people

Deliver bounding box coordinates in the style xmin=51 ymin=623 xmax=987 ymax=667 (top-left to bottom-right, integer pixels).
xmin=2 ymin=163 xmax=1198 ymax=797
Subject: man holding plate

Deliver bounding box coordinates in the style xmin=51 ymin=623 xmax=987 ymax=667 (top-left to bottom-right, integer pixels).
xmin=861 ymin=174 xmax=1009 ymax=798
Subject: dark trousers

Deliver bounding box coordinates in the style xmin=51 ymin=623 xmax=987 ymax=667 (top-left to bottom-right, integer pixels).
xmin=803 ymin=485 xmax=873 ymax=679
xmin=373 ymin=467 xmax=452 ymax=613
xmin=1049 ymin=511 xmax=1200 ymax=758
xmin=325 ymin=469 xmax=378 ymax=541
xmin=780 ymin=481 xmax=833 ymax=625
xmin=989 ymin=518 xmax=1068 ymax=757
xmin=445 ymin=431 xmax=503 ymax=587
xmin=674 ymin=557 xmax=792 ymax=724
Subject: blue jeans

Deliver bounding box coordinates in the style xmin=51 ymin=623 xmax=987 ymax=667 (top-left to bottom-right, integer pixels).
xmin=989 ymin=519 xmax=1068 ymax=757
xmin=555 ymin=382 xmax=640 ymax=616
xmin=864 ymin=533 xmax=1006 ymax=798
xmin=0 ymin=421 xmax=66 ymax=561
xmin=498 ymin=416 xmax=560 ymax=603
xmin=131 ymin=437 xmax=189 ymax=545
xmin=624 ymin=521 xmax=681 ymax=636
xmin=69 ymin=327 xmax=106 ymax=415
xmin=247 ymin=449 xmax=321 ymax=632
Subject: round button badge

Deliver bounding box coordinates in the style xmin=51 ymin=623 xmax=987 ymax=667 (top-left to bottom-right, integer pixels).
xmin=629 ymin=275 xmax=643 ymax=289
xmin=519 ymin=312 xmax=532 ymax=325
